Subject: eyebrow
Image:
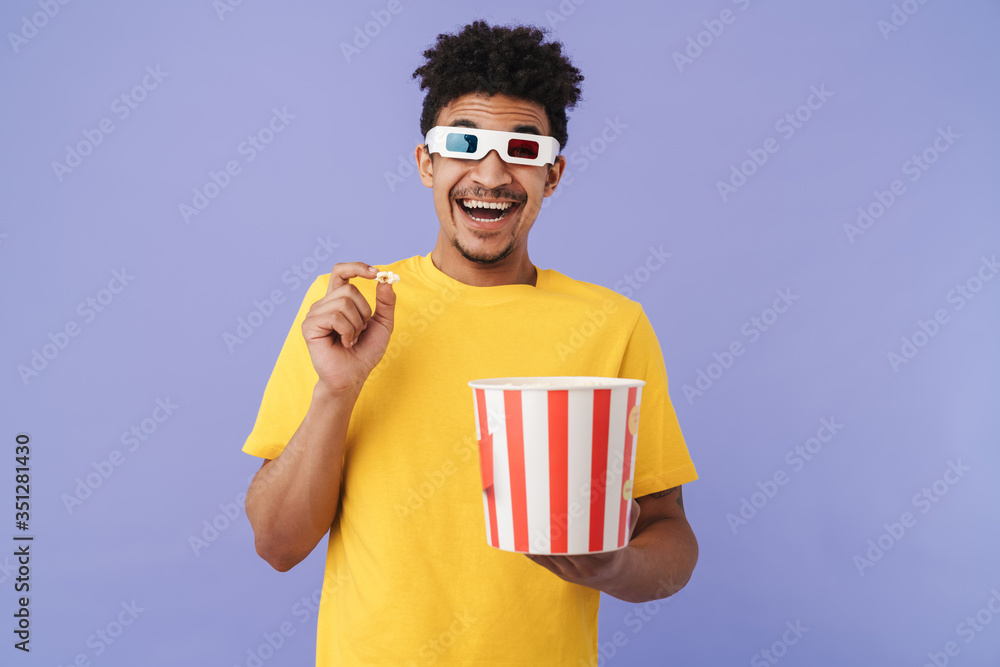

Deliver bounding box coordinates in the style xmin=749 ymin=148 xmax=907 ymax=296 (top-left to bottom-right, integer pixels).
xmin=449 ymin=119 xmax=543 ymax=135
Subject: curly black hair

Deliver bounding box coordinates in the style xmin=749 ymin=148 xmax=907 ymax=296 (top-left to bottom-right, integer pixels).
xmin=412 ymin=20 xmax=584 ymax=152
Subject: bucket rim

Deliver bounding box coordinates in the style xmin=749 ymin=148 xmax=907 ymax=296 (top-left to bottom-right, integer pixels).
xmin=468 ymin=376 xmax=645 ymax=390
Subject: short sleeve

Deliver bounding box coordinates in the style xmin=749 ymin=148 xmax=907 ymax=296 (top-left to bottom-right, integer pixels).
xmin=241 ymin=276 xmax=328 ymax=459
xmin=618 ymin=307 xmax=698 ymax=497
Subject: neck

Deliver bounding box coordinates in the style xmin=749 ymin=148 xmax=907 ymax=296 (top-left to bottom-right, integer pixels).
xmin=430 ymin=240 xmax=536 ymax=287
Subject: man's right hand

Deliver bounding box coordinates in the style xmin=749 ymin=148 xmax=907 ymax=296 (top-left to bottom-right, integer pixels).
xmin=301 ymin=262 xmax=396 ymax=397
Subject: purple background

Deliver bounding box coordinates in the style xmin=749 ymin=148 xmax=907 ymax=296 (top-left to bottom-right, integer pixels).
xmin=3 ymin=1 xmax=999 ymax=665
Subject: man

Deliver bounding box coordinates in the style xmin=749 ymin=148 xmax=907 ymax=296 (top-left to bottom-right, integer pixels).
xmin=243 ymin=20 xmax=698 ymax=665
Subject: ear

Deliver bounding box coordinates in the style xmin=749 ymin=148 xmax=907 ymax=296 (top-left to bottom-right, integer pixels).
xmin=542 ymin=155 xmax=566 ymax=197
xmin=416 ymin=143 xmax=434 ymax=188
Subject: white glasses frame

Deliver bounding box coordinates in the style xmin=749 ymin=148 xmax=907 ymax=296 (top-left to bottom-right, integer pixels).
xmin=424 ymin=125 xmax=561 ymax=167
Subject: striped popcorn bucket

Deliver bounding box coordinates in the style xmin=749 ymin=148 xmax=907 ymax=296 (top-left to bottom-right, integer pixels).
xmin=468 ymin=377 xmax=645 ymax=555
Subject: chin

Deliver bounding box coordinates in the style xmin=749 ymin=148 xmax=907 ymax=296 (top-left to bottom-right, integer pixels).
xmin=453 ymin=235 xmax=518 ymax=265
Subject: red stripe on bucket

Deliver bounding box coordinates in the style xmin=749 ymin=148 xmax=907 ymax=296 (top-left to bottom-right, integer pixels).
xmin=589 ymin=389 xmax=611 ymax=552
xmin=618 ymin=386 xmax=638 ymax=547
xmin=478 ymin=432 xmax=493 ymax=490
xmin=548 ymin=390 xmax=569 ymax=554
xmin=504 ymin=390 xmax=529 ymax=552
xmin=476 ymin=388 xmax=499 ymax=547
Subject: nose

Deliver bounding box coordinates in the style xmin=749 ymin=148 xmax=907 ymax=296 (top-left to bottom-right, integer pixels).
xmin=468 ymin=149 xmax=512 ymax=190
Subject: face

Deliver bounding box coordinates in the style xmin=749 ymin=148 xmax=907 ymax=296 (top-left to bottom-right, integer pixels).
xmin=416 ymin=93 xmax=565 ymax=266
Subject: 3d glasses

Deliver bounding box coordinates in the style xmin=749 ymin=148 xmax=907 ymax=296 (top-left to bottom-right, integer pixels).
xmin=424 ymin=126 xmax=561 ymax=167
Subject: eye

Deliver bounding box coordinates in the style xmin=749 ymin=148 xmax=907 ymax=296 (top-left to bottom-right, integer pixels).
xmin=507 ymin=139 xmax=539 ymax=160
xmin=446 ymin=133 xmax=478 ymax=153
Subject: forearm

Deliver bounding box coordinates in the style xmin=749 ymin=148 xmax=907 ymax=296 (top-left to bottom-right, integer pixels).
xmin=245 ymin=383 xmax=357 ymax=571
xmin=598 ymin=517 xmax=699 ymax=604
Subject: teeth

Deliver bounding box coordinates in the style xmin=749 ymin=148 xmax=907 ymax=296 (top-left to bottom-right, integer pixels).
xmin=461 ymin=201 xmax=517 ymax=223
xmin=461 ymin=199 xmax=514 ymax=210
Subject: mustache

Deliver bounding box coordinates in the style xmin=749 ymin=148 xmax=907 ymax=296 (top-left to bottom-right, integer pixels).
xmin=453 ymin=188 xmax=526 ymax=203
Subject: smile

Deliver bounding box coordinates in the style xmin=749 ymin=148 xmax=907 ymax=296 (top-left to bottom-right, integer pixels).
xmin=457 ymin=198 xmax=520 ymax=223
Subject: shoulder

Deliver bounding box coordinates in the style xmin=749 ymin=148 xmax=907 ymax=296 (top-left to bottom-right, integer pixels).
xmin=540 ymin=268 xmax=645 ymax=327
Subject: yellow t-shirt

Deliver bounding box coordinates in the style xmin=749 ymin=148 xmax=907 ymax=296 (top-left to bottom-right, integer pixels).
xmin=242 ymin=252 xmax=698 ymax=666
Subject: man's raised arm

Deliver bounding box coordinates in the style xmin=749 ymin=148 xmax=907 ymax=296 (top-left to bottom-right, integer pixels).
xmin=245 ymin=262 xmax=396 ymax=571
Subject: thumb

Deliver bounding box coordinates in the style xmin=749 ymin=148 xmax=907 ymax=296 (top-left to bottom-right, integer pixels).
xmin=351 ymin=281 xmax=396 ymax=366
xmin=371 ymin=280 xmax=396 ymax=332
xmin=628 ymin=499 xmax=641 ymax=539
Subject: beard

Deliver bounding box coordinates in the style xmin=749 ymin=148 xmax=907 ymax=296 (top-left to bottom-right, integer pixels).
xmin=444 ymin=184 xmax=529 ymax=265
xmin=451 ymin=226 xmax=520 ymax=264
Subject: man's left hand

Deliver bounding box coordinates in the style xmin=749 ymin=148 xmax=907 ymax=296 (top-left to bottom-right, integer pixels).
xmin=523 ymin=498 xmax=640 ymax=588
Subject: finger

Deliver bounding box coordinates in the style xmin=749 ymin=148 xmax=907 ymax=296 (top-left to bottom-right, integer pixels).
xmin=326 ymin=298 xmax=367 ymax=339
xmin=629 ymin=499 xmax=641 ymax=538
xmin=369 ymin=278 xmax=396 ymax=333
xmin=302 ymin=301 xmax=366 ymax=345
xmin=331 ymin=310 xmax=365 ymax=348
xmin=326 ymin=262 xmax=378 ymax=296
xmin=308 ymin=289 xmax=373 ymax=333
xmin=525 ymin=554 xmax=558 ymax=574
